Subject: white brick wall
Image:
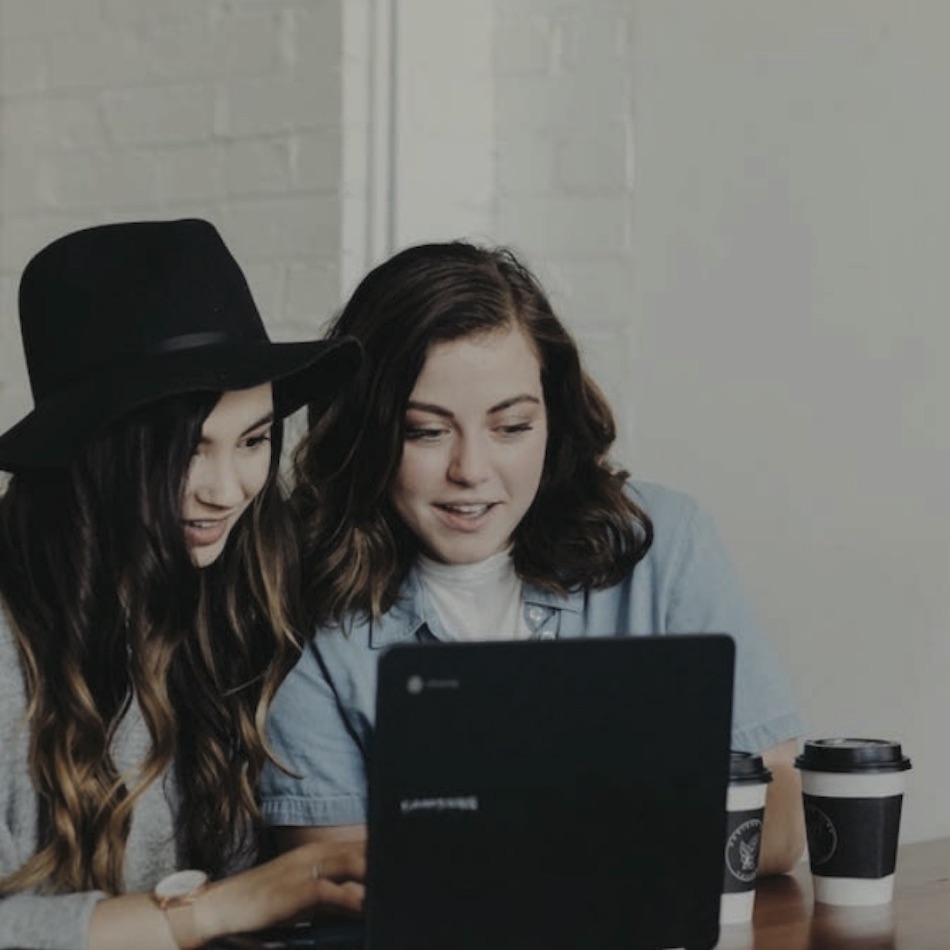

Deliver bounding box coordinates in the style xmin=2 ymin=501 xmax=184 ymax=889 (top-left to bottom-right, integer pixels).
xmin=389 ymin=0 xmax=495 ymax=251
xmin=491 ymin=0 xmax=638 ymax=460
xmin=0 ymin=0 xmax=346 ymax=429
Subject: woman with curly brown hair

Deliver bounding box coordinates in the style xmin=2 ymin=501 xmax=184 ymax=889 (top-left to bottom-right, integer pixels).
xmin=262 ymin=240 xmax=805 ymax=877
xmin=0 ymin=219 xmax=365 ymax=949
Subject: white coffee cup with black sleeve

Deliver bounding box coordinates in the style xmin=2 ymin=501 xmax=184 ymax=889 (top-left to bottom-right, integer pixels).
xmin=795 ymin=738 xmax=911 ymax=906
xmin=720 ymin=750 xmax=773 ymax=925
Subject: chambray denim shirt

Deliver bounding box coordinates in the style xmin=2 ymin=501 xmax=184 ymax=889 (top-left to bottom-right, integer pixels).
xmin=261 ymin=481 xmax=803 ymax=828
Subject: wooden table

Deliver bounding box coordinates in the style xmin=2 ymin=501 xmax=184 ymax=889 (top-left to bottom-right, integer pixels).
xmin=716 ymin=837 xmax=950 ymax=949
xmin=217 ymin=838 xmax=950 ymax=949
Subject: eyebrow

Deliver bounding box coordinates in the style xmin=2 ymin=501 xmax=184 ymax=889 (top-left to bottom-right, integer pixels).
xmin=406 ymin=394 xmax=542 ymax=418
xmin=241 ymin=411 xmax=275 ymax=436
xmin=198 ymin=411 xmax=275 ymax=444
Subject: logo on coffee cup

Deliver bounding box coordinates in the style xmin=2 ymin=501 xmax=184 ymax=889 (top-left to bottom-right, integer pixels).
xmin=725 ymin=818 xmax=763 ymax=883
xmin=804 ymin=803 xmax=838 ymax=866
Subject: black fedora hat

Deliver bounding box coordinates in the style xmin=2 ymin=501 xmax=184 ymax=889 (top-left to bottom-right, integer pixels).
xmin=0 ymin=218 xmax=361 ymax=470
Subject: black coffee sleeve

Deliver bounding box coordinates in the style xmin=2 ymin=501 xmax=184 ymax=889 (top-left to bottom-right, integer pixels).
xmin=722 ymin=807 xmax=764 ymax=892
xmin=803 ymin=793 xmax=903 ymax=879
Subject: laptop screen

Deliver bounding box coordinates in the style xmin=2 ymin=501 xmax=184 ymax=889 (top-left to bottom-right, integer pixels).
xmin=366 ymin=634 xmax=735 ymax=950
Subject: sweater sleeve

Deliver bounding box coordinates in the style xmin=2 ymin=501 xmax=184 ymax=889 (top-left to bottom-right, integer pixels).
xmin=0 ymin=611 xmax=105 ymax=950
xmin=0 ymin=881 xmax=103 ymax=950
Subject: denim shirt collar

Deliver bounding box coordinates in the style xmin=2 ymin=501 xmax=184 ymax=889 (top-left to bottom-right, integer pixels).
xmin=367 ymin=564 xmax=582 ymax=649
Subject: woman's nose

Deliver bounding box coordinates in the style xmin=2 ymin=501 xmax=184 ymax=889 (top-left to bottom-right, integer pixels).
xmin=447 ymin=436 xmax=491 ymax=486
xmin=191 ymin=454 xmax=245 ymax=508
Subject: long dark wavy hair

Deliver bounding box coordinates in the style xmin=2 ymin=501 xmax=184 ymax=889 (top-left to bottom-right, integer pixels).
xmin=0 ymin=390 xmax=301 ymax=896
xmin=294 ymin=241 xmax=653 ymax=628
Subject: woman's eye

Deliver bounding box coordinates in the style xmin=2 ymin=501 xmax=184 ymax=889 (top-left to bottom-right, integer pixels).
xmin=243 ymin=430 xmax=272 ymax=449
xmin=405 ymin=426 xmax=445 ymax=442
xmin=498 ymin=422 xmax=533 ymax=436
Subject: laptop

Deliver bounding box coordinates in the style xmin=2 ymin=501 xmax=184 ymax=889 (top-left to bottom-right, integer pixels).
xmin=226 ymin=634 xmax=734 ymax=950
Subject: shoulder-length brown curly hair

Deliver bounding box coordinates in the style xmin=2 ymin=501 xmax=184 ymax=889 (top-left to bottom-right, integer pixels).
xmin=0 ymin=390 xmax=301 ymax=896
xmin=294 ymin=241 xmax=653 ymax=628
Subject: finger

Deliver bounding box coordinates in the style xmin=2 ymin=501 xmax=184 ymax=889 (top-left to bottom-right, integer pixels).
xmin=309 ymin=847 xmax=367 ymax=884
xmin=312 ymin=879 xmax=365 ymax=914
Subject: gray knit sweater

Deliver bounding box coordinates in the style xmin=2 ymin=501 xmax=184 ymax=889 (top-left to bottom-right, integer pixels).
xmin=0 ymin=609 xmax=180 ymax=950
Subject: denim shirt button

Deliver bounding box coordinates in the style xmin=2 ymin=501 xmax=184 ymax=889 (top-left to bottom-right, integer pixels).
xmin=527 ymin=606 xmax=544 ymax=623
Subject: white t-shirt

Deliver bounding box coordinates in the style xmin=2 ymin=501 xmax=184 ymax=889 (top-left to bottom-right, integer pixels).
xmin=417 ymin=550 xmax=530 ymax=640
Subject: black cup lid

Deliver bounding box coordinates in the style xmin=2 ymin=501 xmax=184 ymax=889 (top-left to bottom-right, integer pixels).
xmin=794 ymin=737 xmax=912 ymax=773
xmin=729 ymin=750 xmax=773 ymax=784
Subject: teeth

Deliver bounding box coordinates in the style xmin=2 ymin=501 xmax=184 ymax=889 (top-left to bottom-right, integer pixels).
xmin=443 ymin=504 xmax=490 ymax=516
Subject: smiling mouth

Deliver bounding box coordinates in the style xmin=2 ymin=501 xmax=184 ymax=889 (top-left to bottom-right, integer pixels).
xmin=436 ymin=503 xmax=495 ymax=518
xmin=182 ymin=518 xmax=230 ymax=546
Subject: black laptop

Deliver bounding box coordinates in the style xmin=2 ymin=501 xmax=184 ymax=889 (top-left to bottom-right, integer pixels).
xmin=226 ymin=634 xmax=735 ymax=950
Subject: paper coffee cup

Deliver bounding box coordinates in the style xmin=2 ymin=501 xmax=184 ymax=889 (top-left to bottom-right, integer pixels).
xmin=720 ymin=750 xmax=772 ymax=925
xmin=795 ymin=738 xmax=911 ymax=906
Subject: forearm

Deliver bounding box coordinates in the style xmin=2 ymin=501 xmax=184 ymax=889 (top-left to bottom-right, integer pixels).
xmin=91 ymin=884 xmax=256 ymax=950
xmin=273 ymin=825 xmax=367 ymax=852
xmin=90 ymin=892 xmax=184 ymax=950
xmin=757 ymin=740 xmax=806 ymax=875
xmin=89 ymin=841 xmax=364 ymax=950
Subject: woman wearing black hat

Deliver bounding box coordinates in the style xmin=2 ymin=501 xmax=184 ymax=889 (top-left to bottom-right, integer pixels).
xmin=0 ymin=220 xmax=364 ymax=949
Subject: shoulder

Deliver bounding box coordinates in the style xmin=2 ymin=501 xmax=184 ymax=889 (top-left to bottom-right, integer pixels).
xmin=626 ymin=479 xmax=712 ymax=544
xmin=627 ymin=479 xmax=700 ymax=518
xmin=0 ymin=601 xmax=29 ymax=749
xmin=279 ymin=612 xmax=378 ymax=697
xmin=0 ymin=603 xmax=24 ymax=684
xmin=315 ymin=569 xmax=425 ymax=654
xmin=623 ymin=479 xmax=742 ymax=595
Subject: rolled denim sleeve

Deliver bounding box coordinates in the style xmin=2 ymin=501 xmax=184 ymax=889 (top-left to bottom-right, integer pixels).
xmin=657 ymin=490 xmax=803 ymax=753
xmin=261 ymin=638 xmax=370 ymax=828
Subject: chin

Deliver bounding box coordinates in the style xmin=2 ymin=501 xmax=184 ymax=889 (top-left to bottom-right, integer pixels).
xmin=190 ymin=542 xmax=226 ymax=568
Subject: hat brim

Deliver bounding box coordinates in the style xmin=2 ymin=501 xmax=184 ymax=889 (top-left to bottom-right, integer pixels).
xmin=0 ymin=336 xmax=361 ymax=470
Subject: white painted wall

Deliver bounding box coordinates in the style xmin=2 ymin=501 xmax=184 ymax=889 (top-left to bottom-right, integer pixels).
xmin=388 ymin=0 xmax=495 ymax=254
xmin=626 ymin=0 xmax=950 ymax=845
